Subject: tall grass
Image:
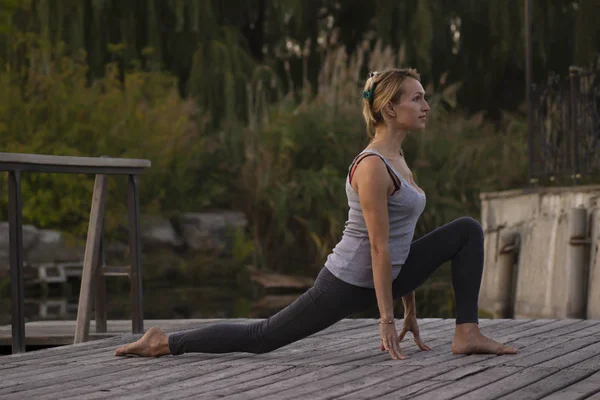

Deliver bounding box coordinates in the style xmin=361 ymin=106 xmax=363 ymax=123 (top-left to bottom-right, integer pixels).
xmin=225 ymin=42 xmax=528 ymax=274
xmin=0 ymin=35 xmax=528 ymax=280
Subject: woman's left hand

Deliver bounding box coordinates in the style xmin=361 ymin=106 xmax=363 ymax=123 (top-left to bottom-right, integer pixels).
xmin=398 ymin=314 xmax=431 ymax=351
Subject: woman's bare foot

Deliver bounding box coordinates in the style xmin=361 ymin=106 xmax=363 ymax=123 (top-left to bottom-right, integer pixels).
xmin=115 ymin=326 xmax=171 ymax=357
xmin=451 ymin=323 xmax=518 ymax=355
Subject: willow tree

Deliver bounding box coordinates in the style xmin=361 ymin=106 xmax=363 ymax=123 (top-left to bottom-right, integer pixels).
xmin=0 ymin=0 xmax=597 ymax=119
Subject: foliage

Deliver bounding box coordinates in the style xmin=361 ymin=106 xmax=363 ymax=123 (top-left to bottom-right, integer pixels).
xmin=0 ymin=34 xmax=227 ymax=237
xmin=1 ymin=0 xmax=598 ymax=123
xmin=0 ymin=34 xmax=529 ymax=275
xmin=214 ymin=43 xmax=529 ymax=273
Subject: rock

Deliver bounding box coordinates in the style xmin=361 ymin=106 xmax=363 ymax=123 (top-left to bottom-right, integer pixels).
xmin=0 ymin=223 xmax=85 ymax=265
xmin=141 ymin=215 xmax=184 ymax=249
xmin=0 ymin=222 xmax=40 ymax=264
xmin=26 ymin=229 xmax=85 ymax=263
xmin=179 ymin=211 xmax=248 ymax=252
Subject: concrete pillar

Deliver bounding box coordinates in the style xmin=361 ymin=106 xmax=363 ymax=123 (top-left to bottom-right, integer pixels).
xmin=566 ymin=206 xmax=590 ymax=318
xmin=586 ymin=201 xmax=600 ymax=318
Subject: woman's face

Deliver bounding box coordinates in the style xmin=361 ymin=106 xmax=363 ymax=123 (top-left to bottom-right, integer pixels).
xmin=389 ymin=78 xmax=430 ymax=131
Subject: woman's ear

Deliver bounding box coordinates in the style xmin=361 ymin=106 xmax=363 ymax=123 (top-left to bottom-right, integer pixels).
xmin=383 ymin=102 xmax=396 ymax=118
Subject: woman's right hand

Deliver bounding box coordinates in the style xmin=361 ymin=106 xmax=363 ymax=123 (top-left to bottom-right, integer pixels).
xmin=379 ymin=322 xmax=408 ymax=360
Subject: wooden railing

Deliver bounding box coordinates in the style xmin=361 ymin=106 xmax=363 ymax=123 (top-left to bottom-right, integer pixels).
xmin=0 ymin=153 xmax=151 ymax=353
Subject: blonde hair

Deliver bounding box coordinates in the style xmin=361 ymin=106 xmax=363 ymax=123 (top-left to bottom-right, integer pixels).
xmin=362 ymin=68 xmax=421 ymax=138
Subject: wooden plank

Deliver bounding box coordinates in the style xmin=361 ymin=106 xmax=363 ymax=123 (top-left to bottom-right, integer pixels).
xmin=408 ymin=367 xmax=524 ymax=400
xmin=496 ymin=319 xmax=583 ymax=342
xmin=501 ymin=336 xmax=600 ymax=368
xmin=259 ymin=366 xmax=395 ymax=400
xmin=539 ymin=371 xmax=600 ymax=400
xmin=0 ymin=363 xmax=134 ymax=396
xmin=0 ymin=333 xmax=115 ymax=346
xmin=569 ymin=353 xmax=600 ymax=371
xmin=51 ymin=362 xmax=281 ymax=400
xmin=378 ymin=380 xmax=449 ymax=400
xmin=11 ymin=361 xmax=240 ymax=400
xmin=537 ymin=319 xmax=600 ymax=338
xmin=0 ymin=338 xmax=133 ymax=369
xmin=188 ymin=366 xmax=390 ymax=400
xmin=0 ymin=336 xmax=129 ymax=365
xmin=74 ymin=174 xmax=108 ymax=344
xmin=1 ymin=318 xmax=600 ymax=400
xmin=112 ymin=364 xmax=357 ymax=400
xmin=334 ymin=363 xmax=468 ymax=399
xmin=560 ymin=321 xmax=600 ymax=339
xmin=0 ymin=152 xmax=150 ymax=169
xmin=494 ymin=366 xmax=597 ymax=400
xmin=583 ymin=390 xmax=600 ymax=400
xmin=136 ymin=364 xmax=295 ymax=400
xmin=534 ymin=341 xmax=600 ymax=370
xmin=448 ymin=367 xmax=560 ymax=400
xmin=208 ymin=365 xmax=419 ymax=400
xmin=213 ymin=365 xmax=358 ymax=400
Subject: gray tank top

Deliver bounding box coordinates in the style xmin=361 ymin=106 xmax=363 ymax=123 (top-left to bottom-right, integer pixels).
xmin=324 ymin=149 xmax=426 ymax=288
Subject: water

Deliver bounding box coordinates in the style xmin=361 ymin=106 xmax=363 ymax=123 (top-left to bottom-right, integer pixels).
xmin=0 ymin=281 xmax=298 ymax=326
xmin=0 ymin=267 xmax=455 ymax=327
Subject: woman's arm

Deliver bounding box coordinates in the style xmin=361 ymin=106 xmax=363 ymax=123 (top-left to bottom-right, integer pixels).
xmin=353 ymin=156 xmax=394 ymax=320
xmin=352 ymin=156 xmax=405 ymax=359
xmin=402 ymin=291 xmax=416 ymax=317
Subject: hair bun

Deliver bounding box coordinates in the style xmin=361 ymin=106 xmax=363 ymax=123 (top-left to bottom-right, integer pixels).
xmin=368 ymin=71 xmax=378 ymax=79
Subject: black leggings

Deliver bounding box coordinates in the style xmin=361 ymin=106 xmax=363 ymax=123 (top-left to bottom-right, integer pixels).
xmin=168 ymin=217 xmax=484 ymax=355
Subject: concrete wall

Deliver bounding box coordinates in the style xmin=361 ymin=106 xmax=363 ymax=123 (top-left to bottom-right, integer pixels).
xmin=479 ymin=184 xmax=600 ymax=319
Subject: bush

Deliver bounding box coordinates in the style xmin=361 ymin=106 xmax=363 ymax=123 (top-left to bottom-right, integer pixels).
xmin=1 ymin=36 xmax=529 ymax=278
xmin=0 ymin=35 xmax=229 ymax=238
xmin=219 ymin=45 xmax=528 ymax=273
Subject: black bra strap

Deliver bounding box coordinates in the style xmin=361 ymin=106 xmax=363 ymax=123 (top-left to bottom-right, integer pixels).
xmin=349 ymin=153 xmax=401 ymax=193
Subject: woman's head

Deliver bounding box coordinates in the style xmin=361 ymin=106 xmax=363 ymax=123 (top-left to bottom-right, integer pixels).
xmin=362 ymin=68 xmax=430 ymax=137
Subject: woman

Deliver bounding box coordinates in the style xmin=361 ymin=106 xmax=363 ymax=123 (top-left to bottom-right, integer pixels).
xmin=115 ymin=68 xmax=517 ymax=360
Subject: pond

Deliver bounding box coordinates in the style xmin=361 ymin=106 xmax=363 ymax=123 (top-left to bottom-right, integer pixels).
xmin=0 ymin=268 xmax=456 ymax=327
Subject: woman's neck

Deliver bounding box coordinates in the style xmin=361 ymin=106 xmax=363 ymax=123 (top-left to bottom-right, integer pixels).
xmin=369 ymin=126 xmax=406 ymax=157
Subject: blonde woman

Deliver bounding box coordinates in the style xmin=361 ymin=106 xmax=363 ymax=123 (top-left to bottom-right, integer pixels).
xmin=116 ymin=69 xmax=517 ymax=360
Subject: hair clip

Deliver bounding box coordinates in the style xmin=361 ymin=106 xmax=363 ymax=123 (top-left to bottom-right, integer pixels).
xmin=362 ymin=90 xmax=373 ymax=101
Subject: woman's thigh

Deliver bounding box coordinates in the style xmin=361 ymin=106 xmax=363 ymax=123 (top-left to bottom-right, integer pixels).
xmin=392 ymin=217 xmax=479 ymax=298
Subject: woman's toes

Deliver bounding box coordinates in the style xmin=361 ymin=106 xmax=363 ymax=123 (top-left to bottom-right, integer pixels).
xmin=500 ymin=345 xmax=518 ymax=355
xmin=115 ymin=340 xmax=144 ymax=356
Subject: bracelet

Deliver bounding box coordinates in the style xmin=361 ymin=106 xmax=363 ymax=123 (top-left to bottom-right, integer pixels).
xmin=378 ymin=318 xmax=395 ymax=324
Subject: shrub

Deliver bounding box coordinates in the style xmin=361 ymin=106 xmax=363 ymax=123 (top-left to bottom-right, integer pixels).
xmin=0 ymin=35 xmax=225 ymax=238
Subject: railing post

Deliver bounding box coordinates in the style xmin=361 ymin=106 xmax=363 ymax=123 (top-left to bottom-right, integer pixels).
xmin=74 ymin=174 xmax=108 ymax=343
xmin=128 ymin=174 xmax=143 ymax=333
xmin=8 ymin=170 xmax=25 ymax=353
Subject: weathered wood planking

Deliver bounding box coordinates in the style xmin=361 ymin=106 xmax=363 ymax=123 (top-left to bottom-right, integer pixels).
xmin=0 ymin=153 xmax=150 ymax=169
xmin=2 ymin=318 xmax=600 ymax=400
xmin=0 ymin=319 xmax=245 ymax=346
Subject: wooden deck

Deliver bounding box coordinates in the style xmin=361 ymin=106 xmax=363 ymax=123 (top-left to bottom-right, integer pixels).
xmin=2 ymin=318 xmax=600 ymax=399
xmin=0 ymin=319 xmax=229 ymax=346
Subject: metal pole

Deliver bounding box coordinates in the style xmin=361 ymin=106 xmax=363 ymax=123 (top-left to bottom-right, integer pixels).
xmin=569 ymin=67 xmax=580 ymax=185
xmin=128 ymin=174 xmax=144 ymax=333
xmin=8 ymin=170 xmax=25 ymax=353
xmin=525 ymin=0 xmax=534 ymax=185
